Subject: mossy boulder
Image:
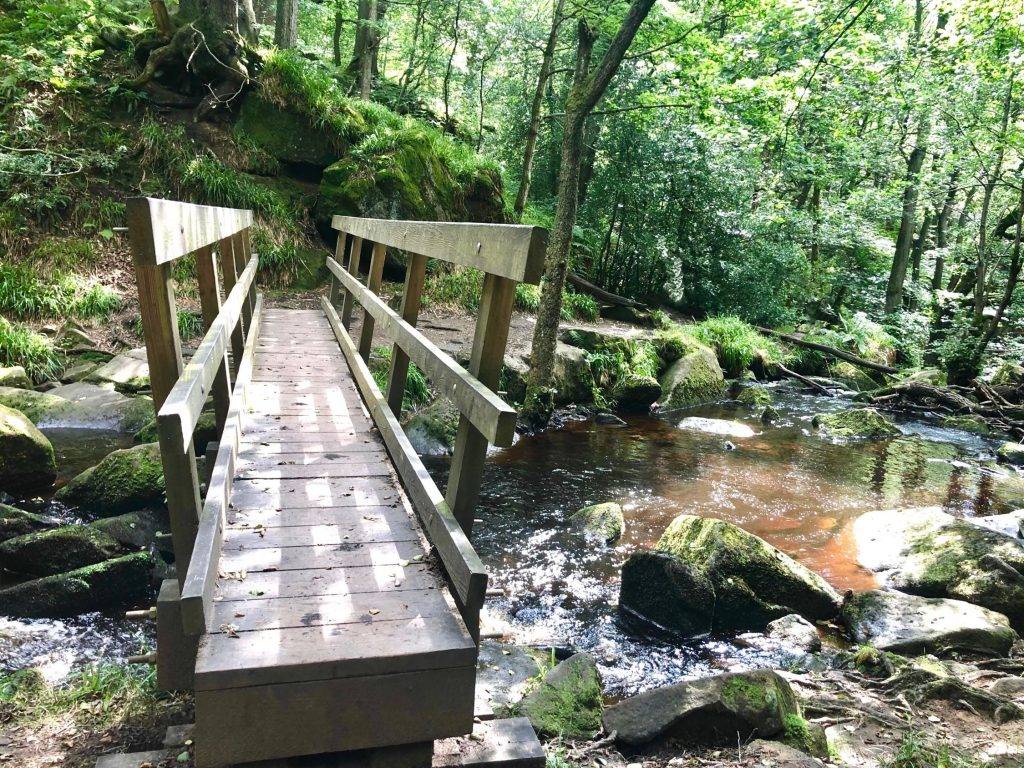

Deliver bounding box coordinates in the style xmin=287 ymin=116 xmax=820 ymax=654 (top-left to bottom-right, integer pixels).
xmin=613 ymin=374 xmax=662 ymax=409
xmin=941 ymin=415 xmax=991 ymax=436
xmin=992 ymin=361 xmax=1024 ymax=387
xmin=0 ymin=551 xmax=155 ymax=617
xmin=236 ymin=92 xmax=340 ymax=167
xmin=86 ymin=348 xmax=150 ymax=393
xmin=91 ymin=511 xmax=162 ymax=550
xmin=841 ymin=588 xmax=1017 ymax=656
xmin=997 ymin=442 xmax=1024 ymax=467
xmin=0 ymin=525 xmax=124 ymax=577
xmin=779 ymin=714 xmax=829 ymax=758
xmin=402 ymin=400 xmax=460 ymax=456
xmin=829 ymin=361 xmax=879 ymax=392
xmin=0 ymin=387 xmax=71 ymax=425
xmin=655 ymin=346 xmax=726 ymax=410
xmin=0 ymin=366 xmax=31 ymax=389
xmin=570 ymin=502 xmax=624 ymax=544
xmin=0 ymin=503 xmax=59 ymax=543
xmin=552 ymin=343 xmax=596 ymax=405
xmin=737 ymin=386 xmax=773 ymax=408
xmin=0 ymin=384 xmax=152 ymax=432
xmin=0 ymin=403 xmax=57 ymax=494
xmin=519 ymin=653 xmax=603 ymax=739
xmin=135 ymin=410 xmax=218 ymax=454
xmin=620 ymin=551 xmax=716 ymax=635
xmin=56 ymin=442 xmax=165 ymax=516
xmin=902 ymin=368 xmax=947 ymax=386
xmin=642 ymin=515 xmax=841 ymax=632
xmin=853 ymin=507 xmax=1024 ymax=626
xmin=812 ymin=408 xmax=900 ymax=439
xmin=603 ymin=669 xmax=800 ymax=747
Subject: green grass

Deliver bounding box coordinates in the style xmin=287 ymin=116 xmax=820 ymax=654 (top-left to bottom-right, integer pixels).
xmin=885 ymin=732 xmax=979 ymax=768
xmin=691 ymin=316 xmax=785 ymax=377
xmin=561 ymin=292 xmax=599 ymax=321
xmin=177 ymin=310 xmax=204 ymax=340
xmin=369 ymin=346 xmax=430 ymax=411
xmin=422 ymin=269 xmax=598 ymax=320
xmin=0 ymin=317 xmax=62 ymax=382
xmin=0 ymin=264 xmax=121 ymax=321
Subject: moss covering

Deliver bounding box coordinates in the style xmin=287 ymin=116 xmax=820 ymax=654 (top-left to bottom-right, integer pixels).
xmin=829 ymin=361 xmax=880 ymax=392
xmin=55 ymin=442 xmax=165 ymax=516
xmin=0 ymin=387 xmax=70 ymax=424
xmin=812 ymin=408 xmax=900 ymax=439
xmin=0 ymin=366 xmax=31 ymax=389
xmin=570 ymin=502 xmax=624 ymax=544
xmin=134 ymin=410 xmax=217 ymax=453
xmin=0 ymin=402 xmax=56 ymax=493
xmin=655 ymin=346 xmax=727 ymax=410
xmin=0 ymin=525 xmax=123 ymax=577
xmin=619 ymin=550 xmax=716 ymax=635
xmin=997 ymin=442 xmax=1024 ymax=467
xmin=737 ymin=386 xmax=773 ymax=408
xmin=0 ymin=502 xmax=56 ymax=542
xmin=91 ymin=511 xmax=161 ymax=550
xmin=518 ymin=653 xmax=603 ymax=739
xmin=236 ymin=93 xmax=340 ymax=167
xmin=940 ymin=415 xmax=991 ymax=436
xmin=780 ymin=713 xmax=829 ymax=758
xmin=0 ymin=552 xmax=155 ymax=618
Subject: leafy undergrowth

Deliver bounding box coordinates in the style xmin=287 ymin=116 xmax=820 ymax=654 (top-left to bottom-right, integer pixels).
xmin=691 ymin=316 xmax=787 ymax=377
xmin=368 ymin=345 xmax=431 ymax=413
xmin=0 ymin=317 xmax=63 ymax=382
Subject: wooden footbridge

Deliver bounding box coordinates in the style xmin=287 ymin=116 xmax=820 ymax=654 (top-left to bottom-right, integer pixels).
xmin=111 ymin=197 xmax=548 ymax=768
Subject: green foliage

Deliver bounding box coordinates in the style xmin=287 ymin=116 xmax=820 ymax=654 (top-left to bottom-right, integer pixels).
xmin=514 ymin=283 xmax=541 ymax=312
xmin=561 ymin=292 xmax=599 ymax=321
xmin=177 ymin=310 xmax=204 ymax=341
xmin=369 ymin=346 xmax=430 ymax=411
xmin=691 ymin=317 xmax=785 ymax=377
xmin=885 ymin=732 xmax=979 ymax=768
xmin=423 ymin=267 xmax=484 ymax=312
xmin=0 ymin=318 xmax=62 ymax=382
xmin=0 ymin=263 xmax=120 ymax=321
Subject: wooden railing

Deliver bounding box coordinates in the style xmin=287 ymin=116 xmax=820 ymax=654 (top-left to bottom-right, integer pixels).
xmin=323 ymin=215 xmax=547 ymax=637
xmin=127 ymin=197 xmax=260 ymax=610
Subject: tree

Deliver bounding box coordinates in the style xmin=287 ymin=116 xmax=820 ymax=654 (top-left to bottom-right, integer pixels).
xmin=275 ymin=0 xmax=298 ymax=48
xmin=523 ymin=0 xmax=658 ymax=425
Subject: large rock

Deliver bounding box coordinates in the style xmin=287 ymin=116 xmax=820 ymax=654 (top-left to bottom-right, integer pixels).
xmin=998 ymin=442 xmax=1024 ymax=467
xmin=236 ymin=92 xmax=340 ymax=167
xmin=0 ymin=384 xmax=152 ymax=432
xmin=0 ymin=525 xmax=124 ymax=577
xmin=829 ymin=361 xmax=879 ymax=392
xmin=0 ymin=551 xmax=155 ymax=617
xmin=968 ymin=509 xmax=1024 ymax=539
xmin=570 ymin=502 xmax=624 ymax=544
xmin=518 ymin=653 xmax=603 ymax=739
xmin=55 ymin=442 xmax=165 ymax=516
xmin=677 ymin=417 xmax=755 ymax=438
xmin=603 ymin=669 xmax=800 ymax=747
xmin=628 ymin=515 xmax=841 ymax=633
xmin=0 ymin=404 xmax=56 ymax=494
xmin=655 ymin=347 xmax=726 ymax=410
xmin=853 ymin=507 xmax=1024 ymax=626
xmin=134 ymin=410 xmax=217 ymax=454
xmin=812 ymin=408 xmax=900 ymax=438
xmin=0 ymin=502 xmax=59 ymax=542
xmin=0 ymin=366 xmax=31 ymax=389
xmin=402 ymin=400 xmax=459 ymax=456
xmin=620 ymin=551 xmax=716 ymax=635
xmin=842 ymin=589 xmax=1017 ymax=656
xmin=552 ymin=343 xmax=596 ymax=405
xmin=766 ymin=614 xmax=821 ymax=653
xmin=91 ymin=511 xmax=162 ymax=550
xmin=86 ymin=347 xmax=150 ymax=393
xmin=613 ymin=374 xmax=661 ymax=409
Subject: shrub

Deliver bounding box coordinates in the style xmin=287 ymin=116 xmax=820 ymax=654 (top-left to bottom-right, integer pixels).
xmin=561 ymin=292 xmax=599 ymax=321
xmin=692 ymin=316 xmax=784 ymax=376
xmin=368 ymin=346 xmax=430 ymax=411
xmin=0 ymin=317 xmax=62 ymax=382
xmin=423 ymin=267 xmax=483 ymax=313
xmin=0 ymin=264 xmax=120 ymax=320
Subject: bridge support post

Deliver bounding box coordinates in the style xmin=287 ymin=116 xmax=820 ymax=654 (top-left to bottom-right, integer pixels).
xmin=156 ymin=579 xmax=198 ymax=692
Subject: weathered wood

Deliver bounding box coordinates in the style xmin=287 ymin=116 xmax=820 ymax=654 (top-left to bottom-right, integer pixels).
xmin=218 ymin=240 xmax=246 ymax=373
xmin=757 ymin=326 xmax=898 ymax=374
xmin=387 ymin=253 xmax=428 ymax=414
xmin=327 ymin=258 xmax=516 ymax=446
xmin=434 ymin=718 xmax=545 ymax=768
xmin=330 ymin=233 xmax=347 ymax=307
xmin=156 ymin=578 xmax=197 ymax=692
xmin=341 ymin=235 xmax=363 ymax=329
xmin=128 ymin=205 xmax=201 ymax=585
xmin=127 ymin=197 xmax=253 ymax=266
xmin=322 ymin=296 xmax=488 ymax=638
xmin=211 ymin=562 xmax=437 ymax=601
xmin=445 ymin=274 xmax=517 ymax=537
xmin=231 ymin=230 xmax=254 ymax=332
xmin=359 ymin=241 xmax=388 ymax=360
xmin=223 ymin=515 xmax=419 ymax=549
xmin=193 ymin=244 xmax=232 ymax=434
xmin=332 ymin=216 xmax=547 ymax=284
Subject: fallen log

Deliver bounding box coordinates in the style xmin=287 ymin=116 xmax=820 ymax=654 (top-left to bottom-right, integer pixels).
xmin=566 ymin=272 xmax=647 ymax=309
xmin=756 ymin=326 xmax=897 ymax=375
xmin=776 ymin=362 xmax=833 ymax=395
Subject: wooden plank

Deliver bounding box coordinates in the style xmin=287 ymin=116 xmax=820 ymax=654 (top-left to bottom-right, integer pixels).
xmin=194 ymin=616 xmax=476 ymax=689
xmin=218 ymin=241 xmax=246 ymax=373
xmin=359 ymin=241 xmax=388 ymax=360
xmin=329 ymin=232 xmax=346 ymax=307
xmin=332 ymin=216 xmax=547 ymax=284
xmin=226 ymin=504 xmax=411 ymax=529
xmin=209 ymin=587 xmax=450 ymax=633
xmin=211 ymin=562 xmax=437 ymax=601
xmin=222 ymin=517 xmax=419 ymax=549
xmin=341 ymin=235 xmax=363 ymax=329
xmin=445 ymin=274 xmax=517 ymax=536
xmin=321 ymin=296 xmax=487 ymax=636
xmin=237 ymin=438 xmax=385 ymax=453
xmin=217 ymin=539 xmax=423 ymax=573
xmin=194 ymin=244 xmax=231 ymax=434
xmin=126 ymin=197 xmax=253 ymax=266
xmin=194 ymin=665 xmax=476 ymax=766
xmin=234 ymin=461 xmax=391 ymax=480
xmin=327 ymin=257 xmax=516 ymax=447
xmin=387 ymin=252 xmax=427 ymax=414
xmin=433 ymin=718 xmax=545 ymax=768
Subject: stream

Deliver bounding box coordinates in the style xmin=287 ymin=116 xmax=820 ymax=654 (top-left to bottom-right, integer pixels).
xmin=3 ymin=386 xmax=1022 ymax=689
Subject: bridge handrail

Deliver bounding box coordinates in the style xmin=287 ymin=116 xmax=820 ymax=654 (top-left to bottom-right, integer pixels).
xmin=327 ymin=216 xmax=548 ymax=639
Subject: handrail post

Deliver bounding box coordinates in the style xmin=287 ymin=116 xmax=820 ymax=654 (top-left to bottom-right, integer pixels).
xmin=194 ymin=244 xmax=232 ymax=436
xmin=218 ymin=237 xmax=246 ymax=375
xmin=385 ymin=253 xmax=427 ymax=413
xmin=329 ymin=233 xmax=346 ymax=308
xmin=358 ymin=242 xmax=387 ymax=361
xmin=239 ymin=227 xmax=257 ymax=323
xmin=341 ymin=236 xmax=363 ymax=329
xmin=127 ymin=198 xmax=203 ymax=587
xmin=444 ymin=273 xmax=517 ymax=538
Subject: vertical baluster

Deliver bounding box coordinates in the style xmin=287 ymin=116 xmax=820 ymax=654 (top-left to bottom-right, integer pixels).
xmin=358 ymin=242 xmax=387 ymax=361
xmin=385 ymin=253 xmax=427 ymax=414
xmin=194 ymin=243 xmax=232 ymax=436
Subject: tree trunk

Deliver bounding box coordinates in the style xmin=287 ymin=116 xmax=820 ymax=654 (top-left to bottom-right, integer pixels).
xmin=884 ymin=115 xmax=930 ymax=313
xmin=238 ymin=0 xmax=258 ymax=42
xmin=333 ymin=11 xmax=343 ymax=66
xmin=911 ymin=208 xmax=932 ymax=283
xmin=932 ymin=169 xmax=959 ymax=290
xmin=358 ymin=0 xmax=378 ymax=98
xmin=513 ymin=0 xmax=565 ymax=219
xmin=442 ymin=0 xmax=463 ymax=129
xmin=274 ymin=0 xmax=297 ymax=48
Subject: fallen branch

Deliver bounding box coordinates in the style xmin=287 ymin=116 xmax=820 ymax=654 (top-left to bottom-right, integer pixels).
xmin=566 ymin=272 xmax=647 ymax=309
xmin=776 ymin=362 xmax=833 ymax=395
xmin=757 ymin=326 xmax=897 ymax=374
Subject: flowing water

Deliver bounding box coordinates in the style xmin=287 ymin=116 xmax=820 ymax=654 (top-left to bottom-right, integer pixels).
xmin=427 ymin=386 xmax=1024 ymax=696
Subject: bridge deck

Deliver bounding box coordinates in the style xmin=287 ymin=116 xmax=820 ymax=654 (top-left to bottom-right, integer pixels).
xmin=192 ymin=308 xmax=476 ymax=767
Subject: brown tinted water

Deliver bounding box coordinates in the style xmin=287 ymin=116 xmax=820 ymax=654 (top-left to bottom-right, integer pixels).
xmin=426 ymin=387 xmax=1023 ymax=694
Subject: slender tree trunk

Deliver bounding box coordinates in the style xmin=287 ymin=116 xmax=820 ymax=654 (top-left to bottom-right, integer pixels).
xmin=398 ymin=0 xmax=425 ymax=98
xmin=333 ymin=11 xmax=344 ymax=66
xmin=358 ymin=0 xmax=378 ymax=98
xmin=884 ymin=115 xmax=930 ymax=313
xmin=442 ymin=0 xmax=463 ymax=129
xmin=238 ymin=0 xmax=258 ymax=42
xmin=932 ymin=169 xmax=959 ymax=290
xmin=513 ymin=0 xmax=565 ymax=219
xmin=274 ymin=0 xmax=297 ymax=48
xmin=974 ymin=177 xmax=1024 ymax=358
xmin=809 ymin=182 xmax=821 ymax=263
xmin=911 ymin=208 xmax=932 ymax=282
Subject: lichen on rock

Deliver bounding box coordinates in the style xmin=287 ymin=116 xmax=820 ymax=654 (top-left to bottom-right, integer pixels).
xmin=570 ymin=502 xmax=625 ymax=544
xmin=56 ymin=442 xmax=165 ymax=516
xmin=812 ymin=407 xmax=900 ymax=439
xmin=518 ymin=653 xmax=603 ymax=739
xmin=655 ymin=346 xmax=726 ymax=410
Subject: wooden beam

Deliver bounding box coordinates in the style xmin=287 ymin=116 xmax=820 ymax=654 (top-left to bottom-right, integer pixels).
xmin=193 ymin=244 xmax=232 ymax=435
xmin=341 ymin=236 xmax=363 ymax=329
xmin=387 ymin=253 xmax=427 ymax=415
xmin=445 ymin=274 xmax=517 ymax=536
xmin=321 ymin=296 xmax=487 ymax=637
xmin=329 ymin=233 xmax=347 ymax=308
xmin=218 ymin=239 xmax=246 ymax=374
xmin=127 ymin=197 xmax=253 ymax=266
xmin=358 ymin=241 xmax=388 ymax=360
xmin=181 ymin=294 xmax=264 ymax=635
xmin=332 ymin=217 xmax=548 ymax=284
xmin=326 ymin=258 xmax=516 ymax=446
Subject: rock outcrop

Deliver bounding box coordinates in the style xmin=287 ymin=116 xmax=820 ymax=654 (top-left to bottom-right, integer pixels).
xmin=56 ymin=442 xmax=165 ymax=516
xmin=0 ymin=403 xmax=56 ymax=494
xmin=812 ymin=408 xmax=900 ymax=438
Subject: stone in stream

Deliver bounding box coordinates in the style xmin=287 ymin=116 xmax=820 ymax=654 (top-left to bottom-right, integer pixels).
xmin=0 ymin=403 xmax=57 ymax=494
xmin=570 ymin=502 xmax=624 ymax=544
xmin=997 ymin=442 xmax=1024 ymax=467
xmin=853 ymin=507 xmax=1024 ymax=626
xmin=402 ymin=400 xmax=460 ymax=457
xmin=829 ymin=361 xmax=880 ymax=392
xmin=475 ymin=641 xmax=541 ymax=718
xmin=0 ymin=502 xmax=59 ymax=543
xmin=90 ymin=510 xmax=163 ymax=551
xmin=736 ymin=385 xmax=773 ymax=408
xmin=677 ymin=417 xmax=755 ymax=439
xmin=766 ymin=614 xmax=821 ymax=652
xmin=518 ymin=653 xmax=603 ymax=739
xmin=603 ymin=669 xmax=800 ymax=747
xmin=0 ymin=366 xmax=32 ymax=389
xmin=0 ymin=524 xmax=125 ymax=577
xmin=552 ymin=343 xmax=597 ymax=406
xmin=620 ymin=515 xmax=841 ymax=634
xmin=0 ymin=551 xmax=155 ymax=617
xmin=86 ymin=347 xmax=150 ymax=393
xmin=655 ymin=346 xmax=726 ymax=410
xmin=842 ymin=589 xmax=1017 ymax=656
xmin=134 ymin=410 xmax=218 ymax=455
xmin=56 ymin=442 xmax=165 ymax=516
xmin=940 ymin=414 xmax=992 ymax=436
xmin=0 ymin=384 xmax=152 ymax=433
xmin=812 ymin=407 xmax=900 ymax=439
xmin=968 ymin=509 xmax=1024 ymax=539
xmin=613 ymin=374 xmax=662 ymax=409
